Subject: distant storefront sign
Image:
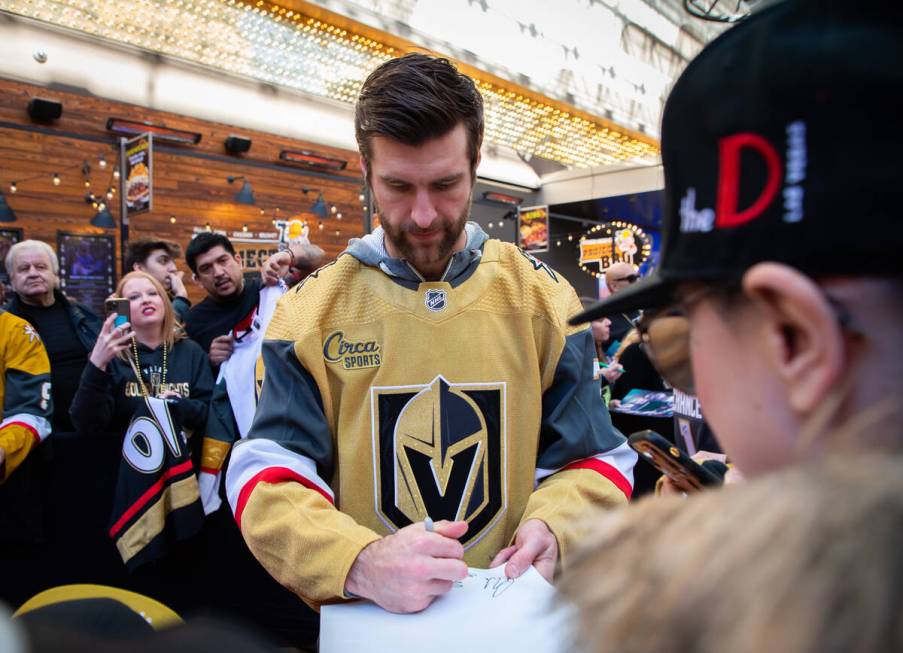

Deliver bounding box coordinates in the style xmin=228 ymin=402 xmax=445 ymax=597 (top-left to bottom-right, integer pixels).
xmin=578 ymin=220 xmax=651 ymax=278
xmin=192 ymin=217 xmax=314 ymax=273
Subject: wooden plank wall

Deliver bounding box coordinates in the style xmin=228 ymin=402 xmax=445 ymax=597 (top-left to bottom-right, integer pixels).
xmin=0 ymin=77 xmax=366 ymax=305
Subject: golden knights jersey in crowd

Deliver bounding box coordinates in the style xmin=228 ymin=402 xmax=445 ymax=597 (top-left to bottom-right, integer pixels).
xmin=226 ymin=224 xmax=637 ymax=608
xmin=69 ymin=337 xmax=212 ymax=571
xmin=107 ymin=395 xmax=204 ymax=571
xmin=0 ymin=310 xmax=52 ymax=483
xmin=200 ymin=283 xmax=285 ymax=514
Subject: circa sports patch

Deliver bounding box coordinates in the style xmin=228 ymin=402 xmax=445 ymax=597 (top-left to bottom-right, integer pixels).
xmin=323 ymin=330 xmax=382 ymax=370
xmin=370 ymin=375 xmax=507 ymax=548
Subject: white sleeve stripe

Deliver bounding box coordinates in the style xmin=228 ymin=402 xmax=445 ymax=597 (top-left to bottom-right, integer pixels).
xmin=534 ymin=440 xmax=637 ymax=488
xmin=1 ymin=413 xmax=52 ymax=443
xmin=225 ymin=438 xmax=334 ymax=515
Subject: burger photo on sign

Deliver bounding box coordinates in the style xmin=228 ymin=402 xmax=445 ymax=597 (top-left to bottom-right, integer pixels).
xmin=126 ymin=161 xmax=150 ymax=207
xmin=520 ymin=217 xmax=548 ymax=249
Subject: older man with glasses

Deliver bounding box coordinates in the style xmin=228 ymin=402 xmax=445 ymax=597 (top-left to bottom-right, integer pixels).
xmin=572 ymin=0 xmax=903 ymax=480
xmin=599 ymin=262 xmax=641 ymax=356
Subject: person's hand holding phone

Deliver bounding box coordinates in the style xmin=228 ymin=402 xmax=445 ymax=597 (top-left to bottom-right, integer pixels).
xmin=90 ymin=312 xmax=134 ymax=371
xmin=628 ymin=431 xmax=727 ymax=495
xmin=659 ymin=452 xmax=742 ymax=496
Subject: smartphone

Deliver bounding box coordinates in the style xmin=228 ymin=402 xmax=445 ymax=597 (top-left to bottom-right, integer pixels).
xmin=105 ymin=297 xmax=130 ymax=328
xmin=628 ymin=430 xmax=723 ymax=493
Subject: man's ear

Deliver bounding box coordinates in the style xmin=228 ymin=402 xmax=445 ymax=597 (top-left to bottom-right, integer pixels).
xmin=191 ymin=272 xmax=201 ymax=287
xmin=132 ymin=262 xmax=142 ymax=272
xmin=233 ymin=253 xmax=243 ymax=270
xmin=742 ymin=263 xmax=846 ymax=415
xmin=360 ymin=157 xmax=369 ymax=182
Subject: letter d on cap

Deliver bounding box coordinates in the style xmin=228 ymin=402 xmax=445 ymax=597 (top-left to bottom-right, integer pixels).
xmin=716 ymin=133 xmax=782 ymax=228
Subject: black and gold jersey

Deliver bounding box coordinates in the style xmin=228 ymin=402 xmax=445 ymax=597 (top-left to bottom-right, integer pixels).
xmin=0 ymin=310 xmax=52 ymax=482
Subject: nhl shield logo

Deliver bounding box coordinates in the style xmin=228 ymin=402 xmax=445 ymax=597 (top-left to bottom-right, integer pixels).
xmin=370 ymin=375 xmax=507 ymax=548
xmin=424 ymin=288 xmax=447 ymax=312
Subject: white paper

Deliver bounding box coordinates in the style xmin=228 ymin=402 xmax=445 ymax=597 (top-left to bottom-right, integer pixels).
xmin=320 ymin=566 xmax=576 ymax=653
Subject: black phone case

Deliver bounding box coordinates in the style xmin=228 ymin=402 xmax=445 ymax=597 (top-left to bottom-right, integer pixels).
xmin=628 ymin=430 xmax=722 ymax=492
xmin=105 ymin=298 xmax=131 ymax=323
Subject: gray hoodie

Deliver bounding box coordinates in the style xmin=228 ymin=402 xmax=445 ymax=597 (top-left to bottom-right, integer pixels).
xmin=344 ymin=221 xmax=490 ymax=290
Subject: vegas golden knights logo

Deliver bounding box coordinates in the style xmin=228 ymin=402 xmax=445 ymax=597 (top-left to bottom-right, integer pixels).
xmin=371 ymin=376 xmax=506 ymax=548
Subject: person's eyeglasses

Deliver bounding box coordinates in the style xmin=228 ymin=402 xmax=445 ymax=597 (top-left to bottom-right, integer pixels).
xmin=616 ymin=274 xmax=640 ymax=284
xmin=638 ymin=283 xmax=863 ymax=395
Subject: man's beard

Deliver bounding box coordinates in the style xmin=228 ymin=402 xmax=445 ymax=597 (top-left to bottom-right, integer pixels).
xmin=381 ymin=206 xmax=469 ymax=276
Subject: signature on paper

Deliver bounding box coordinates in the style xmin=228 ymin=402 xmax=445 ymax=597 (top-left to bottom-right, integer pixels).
xmin=453 ymin=572 xmax=515 ymax=598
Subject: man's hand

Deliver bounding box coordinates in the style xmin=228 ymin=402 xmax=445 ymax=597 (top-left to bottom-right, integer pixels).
xmin=208 ymin=334 xmax=235 ymax=366
xmin=261 ymin=251 xmax=292 ymax=286
xmin=168 ymin=270 xmax=188 ymax=299
xmin=344 ymin=520 xmax=468 ymax=613
xmin=489 ymin=519 xmax=558 ymax=582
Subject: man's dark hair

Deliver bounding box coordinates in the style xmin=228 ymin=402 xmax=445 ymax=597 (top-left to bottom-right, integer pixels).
xmin=355 ymin=53 xmax=484 ymax=179
xmin=185 ymin=233 xmax=236 ymax=273
xmin=124 ymin=238 xmax=182 ymax=272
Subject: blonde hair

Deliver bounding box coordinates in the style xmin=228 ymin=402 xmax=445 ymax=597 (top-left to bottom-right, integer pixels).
xmin=612 ymin=327 xmax=641 ymax=361
xmin=559 ymin=454 xmax=903 ymax=653
xmin=116 ymin=271 xmax=184 ymax=349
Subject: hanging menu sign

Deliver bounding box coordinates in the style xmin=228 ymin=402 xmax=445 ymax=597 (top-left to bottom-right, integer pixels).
xmin=121 ymin=133 xmax=153 ymax=220
xmin=517 ymin=205 xmax=549 ymax=253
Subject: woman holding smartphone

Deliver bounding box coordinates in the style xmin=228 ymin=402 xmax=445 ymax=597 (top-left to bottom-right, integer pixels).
xmin=70 ymin=271 xmax=213 ymax=612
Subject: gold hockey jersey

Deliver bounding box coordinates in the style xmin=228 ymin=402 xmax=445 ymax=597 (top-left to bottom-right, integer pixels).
xmin=0 ymin=310 xmax=52 ymax=482
xmin=226 ymin=239 xmax=636 ymax=608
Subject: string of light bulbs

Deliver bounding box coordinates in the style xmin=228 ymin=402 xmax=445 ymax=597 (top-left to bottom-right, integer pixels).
xmin=6 ymin=152 xmax=117 ymax=204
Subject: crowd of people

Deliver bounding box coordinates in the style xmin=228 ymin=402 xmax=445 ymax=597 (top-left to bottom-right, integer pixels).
xmin=0 ymin=234 xmax=326 ymax=647
xmin=0 ymin=0 xmax=900 ymax=650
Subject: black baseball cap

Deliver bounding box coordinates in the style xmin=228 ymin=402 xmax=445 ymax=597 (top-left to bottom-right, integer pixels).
xmin=571 ymin=0 xmax=903 ymax=325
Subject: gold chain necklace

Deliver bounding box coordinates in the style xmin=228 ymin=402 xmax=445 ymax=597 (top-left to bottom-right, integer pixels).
xmin=130 ymin=337 xmax=168 ymax=399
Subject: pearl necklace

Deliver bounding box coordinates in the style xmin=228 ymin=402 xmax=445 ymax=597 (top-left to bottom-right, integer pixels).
xmin=130 ymin=337 xmax=168 ymax=399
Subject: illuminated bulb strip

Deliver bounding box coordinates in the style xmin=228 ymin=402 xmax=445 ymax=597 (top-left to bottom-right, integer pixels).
xmin=0 ymin=0 xmax=659 ymax=167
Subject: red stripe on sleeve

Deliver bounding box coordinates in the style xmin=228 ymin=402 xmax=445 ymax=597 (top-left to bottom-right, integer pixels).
xmin=108 ymin=460 xmax=196 ymax=537
xmin=234 ymin=466 xmax=335 ymax=528
xmin=563 ymin=458 xmax=633 ymax=500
